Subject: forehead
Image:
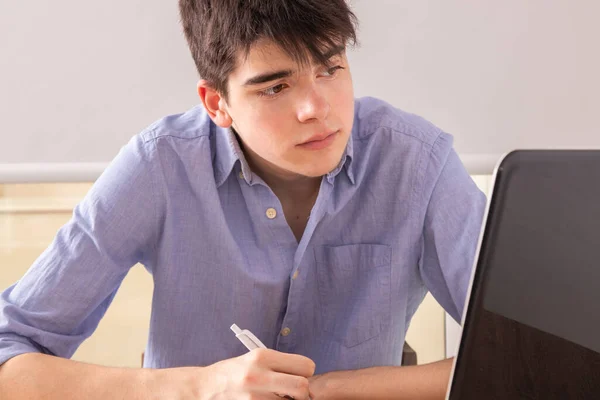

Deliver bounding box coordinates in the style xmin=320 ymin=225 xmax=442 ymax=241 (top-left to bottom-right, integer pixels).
xmin=240 ymin=40 xmax=293 ymax=71
xmin=231 ymin=39 xmax=305 ymax=83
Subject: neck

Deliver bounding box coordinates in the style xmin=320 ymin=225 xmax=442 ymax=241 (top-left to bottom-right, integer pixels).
xmin=267 ymin=174 xmax=321 ymax=204
xmin=241 ymin=143 xmax=321 ymax=203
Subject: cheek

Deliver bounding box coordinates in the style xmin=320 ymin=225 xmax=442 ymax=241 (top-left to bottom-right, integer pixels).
xmin=240 ymin=108 xmax=291 ymax=153
xmin=329 ymin=77 xmax=354 ymax=114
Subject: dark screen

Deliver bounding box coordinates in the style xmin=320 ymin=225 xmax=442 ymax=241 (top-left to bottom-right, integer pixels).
xmin=449 ymin=151 xmax=600 ymax=399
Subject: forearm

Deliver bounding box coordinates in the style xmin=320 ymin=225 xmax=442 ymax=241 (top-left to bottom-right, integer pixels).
xmin=314 ymin=358 xmax=453 ymax=400
xmin=0 ymin=353 xmax=161 ymax=400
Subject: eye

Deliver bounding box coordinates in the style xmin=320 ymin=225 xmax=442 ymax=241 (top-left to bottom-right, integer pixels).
xmin=258 ymin=83 xmax=287 ymax=97
xmin=321 ymin=65 xmax=345 ymax=77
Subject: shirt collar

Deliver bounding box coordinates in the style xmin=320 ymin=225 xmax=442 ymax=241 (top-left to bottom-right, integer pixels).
xmin=214 ymin=126 xmax=355 ymax=187
xmin=326 ymin=133 xmax=355 ymax=185
xmin=214 ymin=126 xmax=253 ymax=187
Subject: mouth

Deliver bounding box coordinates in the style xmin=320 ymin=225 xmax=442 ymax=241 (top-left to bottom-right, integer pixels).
xmin=297 ymin=130 xmax=339 ymax=150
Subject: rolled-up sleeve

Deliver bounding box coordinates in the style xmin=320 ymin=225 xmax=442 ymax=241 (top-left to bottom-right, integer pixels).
xmin=0 ymin=132 xmax=162 ymax=366
xmin=418 ymin=134 xmax=487 ymax=323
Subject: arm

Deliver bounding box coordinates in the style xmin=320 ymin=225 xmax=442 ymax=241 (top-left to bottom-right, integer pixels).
xmin=0 ymin=353 xmax=159 ymax=400
xmin=0 ymin=135 xmax=164 ymax=395
xmin=309 ymin=358 xmax=453 ymax=400
xmin=0 ymin=348 xmax=316 ymax=400
xmin=418 ymin=141 xmax=487 ymax=323
xmin=1 ymin=344 xmax=318 ymax=400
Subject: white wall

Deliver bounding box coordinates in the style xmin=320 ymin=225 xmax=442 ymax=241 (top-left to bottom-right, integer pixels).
xmin=347 ymin=0 xmax=600 ymax=158
xmin=3 ymin=1 xmax=599 ymax=182
xmin=0 ymin=1 xmax=198 ymax=165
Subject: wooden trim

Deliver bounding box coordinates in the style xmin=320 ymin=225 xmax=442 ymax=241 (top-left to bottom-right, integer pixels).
xmin=0 ymin=198 xmax=79 ymax=214
xmin=0 ymin=163 xmax=107 ymax=183
xmin=0 ymin=156 xmax=499 ymax=183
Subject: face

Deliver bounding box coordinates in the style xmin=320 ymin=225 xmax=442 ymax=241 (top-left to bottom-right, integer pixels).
xmin=203 ymin=39 xmax=355 ymax=179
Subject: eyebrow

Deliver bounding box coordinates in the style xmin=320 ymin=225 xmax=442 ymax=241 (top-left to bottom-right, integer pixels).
xmin=242 ymin=45 xmax=346 ymax=87
xmin=243 ymin=69 xmax=294 ymax=86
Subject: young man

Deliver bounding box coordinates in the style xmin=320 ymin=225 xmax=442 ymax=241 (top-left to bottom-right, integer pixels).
xmin=0 ymin=1 xmax=485 ymax=399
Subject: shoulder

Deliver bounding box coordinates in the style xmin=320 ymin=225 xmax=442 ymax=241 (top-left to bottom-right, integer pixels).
xmin=107 ymin=104 xmax=218 ymax=187
xmin=119 ymin=104 xmax=216 ymax=168
xmin=138 ymin=104 xmax=213 ymax=144
xmin=352 ymin=97 xmax=455 ymax=171
xmin=353 ymin=96 xmax=450 ymax=150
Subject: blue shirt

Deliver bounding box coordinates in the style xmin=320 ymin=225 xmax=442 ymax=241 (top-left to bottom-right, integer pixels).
xmin=0 ymin=97 xmax=486 ymax=374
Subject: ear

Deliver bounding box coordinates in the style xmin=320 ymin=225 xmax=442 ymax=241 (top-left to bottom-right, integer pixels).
xmin=197 ymin=80 xmax=233 ymax=128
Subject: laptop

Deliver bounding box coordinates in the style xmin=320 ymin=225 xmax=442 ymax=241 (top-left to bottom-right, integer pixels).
xmin=446 ymin=150 xmax=600 ymax=399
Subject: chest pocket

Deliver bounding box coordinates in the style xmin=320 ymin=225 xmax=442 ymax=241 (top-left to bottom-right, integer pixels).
xmin=314 ymin=244 xmax=392 ymax=348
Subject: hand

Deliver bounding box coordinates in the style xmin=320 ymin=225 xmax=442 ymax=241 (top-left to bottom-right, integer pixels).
xmin=199 ymin=348 xmax=315 ymax=399
xmin=308 ymin=374 xmax=327 ymax=399
xmin=308 ymin=370 xmax=353 ymax=400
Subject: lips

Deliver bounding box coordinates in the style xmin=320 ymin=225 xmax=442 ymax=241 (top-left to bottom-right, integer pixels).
xmin=297 ymin=130 xmax=339 ymax=150
xmin=299 ymin=130 xmax=338 ymax=145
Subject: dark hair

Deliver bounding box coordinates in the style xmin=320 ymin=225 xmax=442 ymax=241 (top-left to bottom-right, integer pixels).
xmin=178 ymin=0 xmax=358 ymax=101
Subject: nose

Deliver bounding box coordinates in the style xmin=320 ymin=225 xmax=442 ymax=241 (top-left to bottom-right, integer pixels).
xmin=296 ymin=84 xmax=330 ymax=123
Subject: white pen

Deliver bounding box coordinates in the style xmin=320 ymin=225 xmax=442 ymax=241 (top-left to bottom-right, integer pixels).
xmin=230 ymin=323 xmax=267 ymax=350
xmin=230 ymin=323 xmax=311 ymax=400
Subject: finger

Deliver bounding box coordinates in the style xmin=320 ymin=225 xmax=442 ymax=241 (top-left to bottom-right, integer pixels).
xmin=241 ymin=389 xmax=291 ymax=400
xmin=249 ymin=349 xmax=316 ymax=378
xmin=239 ymin=391 xmax=281 ymax=400
xmin=266 ymin=371 xmax=311 ymax=400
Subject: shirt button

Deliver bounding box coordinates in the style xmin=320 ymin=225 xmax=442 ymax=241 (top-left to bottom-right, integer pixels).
xmin=281 ymin=327 xmax=291 ymax=337
xmin=292 ymin=270 xmax=299 ymax=280
xmin=238 ymin=171 xmax=244 ymax=179
xmin=266 ymin=208 xmax=277 ymax=219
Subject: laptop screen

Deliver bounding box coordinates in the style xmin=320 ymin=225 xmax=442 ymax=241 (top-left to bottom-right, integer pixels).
xmin=448 ymin=151 xmax=600 ymax=399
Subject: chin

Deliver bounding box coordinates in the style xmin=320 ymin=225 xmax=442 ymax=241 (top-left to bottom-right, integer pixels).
xmin=298 ymin=159 xmax=344 ymax=178
xmin=286 ymin=142 xmax=348 ymax=177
